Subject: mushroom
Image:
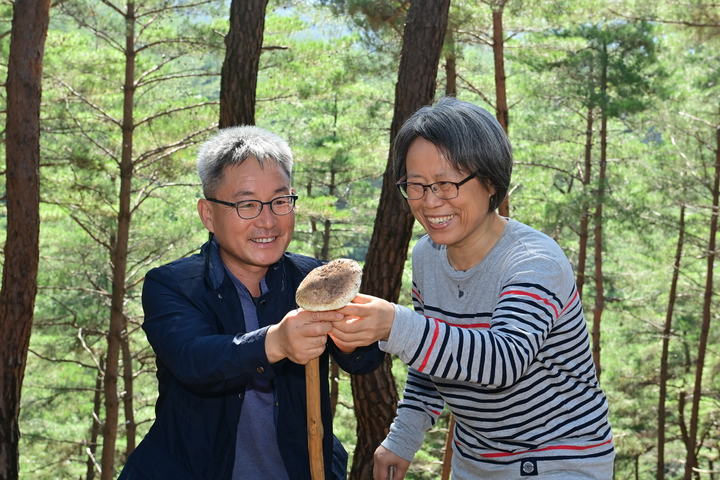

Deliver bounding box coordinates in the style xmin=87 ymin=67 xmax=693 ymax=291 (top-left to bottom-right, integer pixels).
xmin=295 ymin=258 xmax=362 ymax=480
xmin=296 ymin=258 xmax=362 ymax=312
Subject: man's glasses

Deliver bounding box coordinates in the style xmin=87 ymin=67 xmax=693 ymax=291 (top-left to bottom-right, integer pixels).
xmin=205 ymin=194 xmax=298 ymax=220
xmin=396 ymin=173 xmax=477 ymax=200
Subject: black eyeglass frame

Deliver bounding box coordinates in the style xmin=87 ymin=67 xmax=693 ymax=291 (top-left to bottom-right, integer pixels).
xmin=396 ymin=173 xmax=478 ymax=200
xmin=205 ymin=194 xmax=299 ymax=220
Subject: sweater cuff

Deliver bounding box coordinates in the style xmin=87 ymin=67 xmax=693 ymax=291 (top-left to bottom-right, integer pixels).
xmin=379 ymin=304 xmax=417 ymax=360
xmin=380 ymin=408 xmax=430 ymax=462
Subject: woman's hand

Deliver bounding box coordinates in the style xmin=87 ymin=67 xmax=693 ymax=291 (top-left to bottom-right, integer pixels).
xmin=329 ymin=294 xmax=395 ymax=350
xmin=373 ymin=445 xmax=410 ymax=480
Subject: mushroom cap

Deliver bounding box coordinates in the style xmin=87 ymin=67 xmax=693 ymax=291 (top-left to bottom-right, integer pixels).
xmin=295 ymin=259 xmax=362 ymax=311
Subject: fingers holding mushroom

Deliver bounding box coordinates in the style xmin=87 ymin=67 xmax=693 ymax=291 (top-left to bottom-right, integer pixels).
xmin=293 ymin=259 xmax=363 ymax=354
xmin=331 ymin=294 xmax=396 ymax=348
xmin=266 ymin=309 xmax=338 ymax=365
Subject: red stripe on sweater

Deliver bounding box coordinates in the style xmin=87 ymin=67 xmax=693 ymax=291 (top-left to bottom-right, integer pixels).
xmin=477 ymin=438 xmax=614 ymax=458
xmin=418 ymin=318 xmax=440 ymax=373
xmin=559 ymin=290 xmax=579 ymax=316
xmin=427 ymin=316 xmax=490 ymax=329
xmin=500 ymin=290 xmax=559 ymax=318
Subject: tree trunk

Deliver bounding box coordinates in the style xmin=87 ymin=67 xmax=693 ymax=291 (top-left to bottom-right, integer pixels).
xmin=678 ymin=391 xmax=689 ymax=451
xmin=0 ymin=0 xmax=50 ymax=478
xmin=121 ymin=330 xmax=136 ymax=459
xmin=321 ymin=160 xmax=336 ymax=261
xmin=329 ymin=360 xmax=340 ymax=420
xmin=321 ymin=219 xmax=332 ymax=261
xmin=577 ymin=107 xmax=594 ymax=297
xmin=591 ymin=112 xmax=606 ymax=380
xmin=219 ymin=0 xmax=269 ymax=127
xmin=683 ymin=117 xmax=720 ymax=480
xmin=441 ymin=415 xmax=455 ymax=480
xmin=86 ymin=360 xmax=104 ymax=480
xmin=323 ymin=170 xmax=338 ymax=416
xmin=492 ymin=8 xmax=508 ymax=133
xmin=491 ymin=5 xmax=510 ymax=218
xmin=349 ymin=1 xmax=450 ymax=478
xmin=591 ymin=47 xmax=608 ymax=381
xmin=709 ymin=460 xmax=715 ymax=480
xmin=657 ymin=204 xmax=685 ymax=480
xmin=444 ymin=28 xmax=457 ymax=97
xmin=100 ymin=3 xmax=136 ymax=477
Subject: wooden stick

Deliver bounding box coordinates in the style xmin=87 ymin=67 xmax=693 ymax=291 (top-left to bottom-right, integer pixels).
xmin=306 ymin=356 xmax=324 ymax=480
xmin=441 ymin=414 xmax=455 ymax=480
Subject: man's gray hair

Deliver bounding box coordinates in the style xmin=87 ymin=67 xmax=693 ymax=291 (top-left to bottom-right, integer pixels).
xmin=197 ymin=125 xmax=293 ymax=197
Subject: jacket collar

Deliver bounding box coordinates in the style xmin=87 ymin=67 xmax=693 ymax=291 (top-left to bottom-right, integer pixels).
xmin=202 ymin=238 xmax=288 ymax=295
xmin=202 ymin=239 xmax=226 ymax=290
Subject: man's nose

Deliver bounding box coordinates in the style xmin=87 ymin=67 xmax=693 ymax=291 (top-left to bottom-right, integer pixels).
xmin=253 ymin=204 xmax=277 ymax=227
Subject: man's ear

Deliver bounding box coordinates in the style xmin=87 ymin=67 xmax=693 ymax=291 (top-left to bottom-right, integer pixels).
xmin=197 ymin=199 xmax=214 ymax=233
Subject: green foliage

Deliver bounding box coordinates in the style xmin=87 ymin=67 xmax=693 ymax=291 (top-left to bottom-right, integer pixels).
xmin=258 ymin=8 xmax=393 ymax=259
xmin=315 ymin=0 xmax=407 ymax=52
xmin=525 ymin=20 xmax=666 ymax=117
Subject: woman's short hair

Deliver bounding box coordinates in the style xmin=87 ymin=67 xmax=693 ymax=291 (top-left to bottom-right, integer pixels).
xmin=392 ymin=97 xmax=512 ymax=212
xmin=197 ymin=125 xmax=293 ymax=197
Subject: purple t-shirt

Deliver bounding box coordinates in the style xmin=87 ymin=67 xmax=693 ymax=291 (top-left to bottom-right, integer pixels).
xmin=225 ymin=267 xmax=290 ymax=480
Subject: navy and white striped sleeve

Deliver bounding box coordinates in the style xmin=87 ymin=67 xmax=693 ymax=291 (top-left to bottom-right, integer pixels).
xmin=384 ymin=256 xmax=571 ymax=388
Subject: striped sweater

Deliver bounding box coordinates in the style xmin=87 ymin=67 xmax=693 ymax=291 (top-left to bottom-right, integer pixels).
xmin=380 ymin=219 xmax=614 ymax=478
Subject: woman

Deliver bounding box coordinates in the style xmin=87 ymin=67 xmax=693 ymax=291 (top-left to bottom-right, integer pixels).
xmin=331 ymin=97 xmax=614 ymax=479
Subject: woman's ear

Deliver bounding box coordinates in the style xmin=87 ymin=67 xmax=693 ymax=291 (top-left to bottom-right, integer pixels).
xmin=483 ymin=178 xmax=497 ymax=197
xmin=484 ymin=181 xmax=498 ymax=211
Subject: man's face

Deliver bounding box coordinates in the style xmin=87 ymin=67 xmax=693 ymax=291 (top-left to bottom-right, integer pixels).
xmin=197 ymin=158 xmax=295 ymax=278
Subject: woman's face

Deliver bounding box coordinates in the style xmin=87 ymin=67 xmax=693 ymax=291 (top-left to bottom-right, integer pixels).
xmin=404 ymin=137 xmax=496 ymax=251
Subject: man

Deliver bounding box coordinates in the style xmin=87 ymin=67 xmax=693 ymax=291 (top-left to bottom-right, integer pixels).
xmin=119 ymin=126 xmax=384 ymax=479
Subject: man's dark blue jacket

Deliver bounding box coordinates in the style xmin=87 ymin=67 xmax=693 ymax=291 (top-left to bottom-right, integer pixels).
xmin=119 ymin=241 xmax=384 ymax=479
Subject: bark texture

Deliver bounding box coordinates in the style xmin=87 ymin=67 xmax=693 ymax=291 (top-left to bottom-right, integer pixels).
xmin=492 ymin=7 xmax=508 ymax=133
xmin=444 ymin=28 xmax=457 ymax=97
xmin=219 ymin=0 xmax=269 ymax=127
xmin=0 ymin=0 xmax=50 ymax=478
xmin=491 ymin=3 xmax=510 ymax=218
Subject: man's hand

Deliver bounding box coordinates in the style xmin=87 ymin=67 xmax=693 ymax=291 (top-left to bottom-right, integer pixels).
xmin=373 ymin=445 xmax=410 ymax=480
xmin=265 ymin=309 xmax=340 ymax=364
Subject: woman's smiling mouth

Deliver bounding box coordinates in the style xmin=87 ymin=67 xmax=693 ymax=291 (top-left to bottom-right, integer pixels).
xmin=426 ymin=214 xmax=454 ymax=225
